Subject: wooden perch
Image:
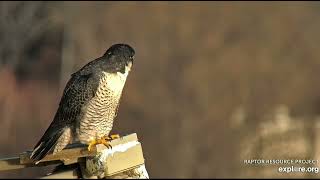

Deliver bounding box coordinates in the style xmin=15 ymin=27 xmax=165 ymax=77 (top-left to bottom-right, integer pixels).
xmin=0 ymin=133 xmax=149 ymax=179
xmin=0 ymin=143 xmax=96 ymax=171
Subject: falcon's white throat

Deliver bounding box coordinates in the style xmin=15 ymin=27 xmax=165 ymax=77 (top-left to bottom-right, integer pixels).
xmin=103 ymin=61 xmax=132 ymax=93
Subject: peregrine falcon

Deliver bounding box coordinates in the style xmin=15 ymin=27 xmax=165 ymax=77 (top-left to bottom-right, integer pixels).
xmin=30 ymin=44 xmax=135 ymax=162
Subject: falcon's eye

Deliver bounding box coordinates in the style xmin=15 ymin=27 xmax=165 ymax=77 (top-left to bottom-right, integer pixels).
xmin=129 ymin=56 xmax=134 ymax=60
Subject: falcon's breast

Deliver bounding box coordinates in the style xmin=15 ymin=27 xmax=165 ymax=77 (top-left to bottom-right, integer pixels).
xmin=77 ymin=63 xmax=132 ymax=144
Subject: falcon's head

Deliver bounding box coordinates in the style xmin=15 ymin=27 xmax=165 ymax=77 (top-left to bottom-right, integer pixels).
xmin=103 ymin=43 xmax=135 ymax=74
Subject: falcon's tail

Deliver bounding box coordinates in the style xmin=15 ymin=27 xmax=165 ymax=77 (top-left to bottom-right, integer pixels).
xmin=30 ymin=128 xmax=64 ymax=163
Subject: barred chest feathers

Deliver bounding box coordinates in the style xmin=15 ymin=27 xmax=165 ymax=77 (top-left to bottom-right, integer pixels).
xmin=77 ymin=64 xmax=131 ymax=144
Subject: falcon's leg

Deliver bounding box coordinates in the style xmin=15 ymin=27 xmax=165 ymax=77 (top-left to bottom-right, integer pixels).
xmin=87 ymin=134 xmax=120 ymax=151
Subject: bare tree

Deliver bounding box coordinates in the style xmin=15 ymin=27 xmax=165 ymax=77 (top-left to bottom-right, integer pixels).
xmin=0 ymin=1 xmax=49 ymax=71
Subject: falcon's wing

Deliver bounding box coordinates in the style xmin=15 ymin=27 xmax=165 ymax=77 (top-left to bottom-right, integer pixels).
xmin=30 ymin=72 xmax=99 ymax=161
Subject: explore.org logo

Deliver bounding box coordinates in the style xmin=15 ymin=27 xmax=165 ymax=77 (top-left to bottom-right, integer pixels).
xmin=243 ymin=159 xmax=320 ymax=174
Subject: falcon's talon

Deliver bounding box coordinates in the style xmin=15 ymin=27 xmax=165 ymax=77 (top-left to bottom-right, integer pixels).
xmin=109 ymin=134 xmax=120 ymax=140
xmin=107 ymin=144 xmax=112 ymax=149
xmin=101 ymin=137 xmax=113 ymax=149
xmin=102 ymin=134 xmax=120 ymax=141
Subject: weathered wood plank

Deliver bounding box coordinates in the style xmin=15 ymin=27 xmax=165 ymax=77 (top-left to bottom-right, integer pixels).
xmin=0 ymin=142 xmax=96 ymax=171
xmin=0 ymin=133 xmax=149 ymax=179
xmin=0 ymin=157 xmax=26 ymax=171
xmin=20 ymin=143 xmax=97 ymax=165
xmin=0 ymin=156 xmax=62 ymax=171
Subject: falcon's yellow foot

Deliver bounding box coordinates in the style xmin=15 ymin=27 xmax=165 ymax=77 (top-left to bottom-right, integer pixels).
xmin=87 ymin=137 xmax=112 ymax=151
xmin=87 ymin=134 xmax=121 ymax=151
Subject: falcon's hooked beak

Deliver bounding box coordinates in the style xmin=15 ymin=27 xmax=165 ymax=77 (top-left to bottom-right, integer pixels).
xmin=126 ymin=60 xmax=133 ymax=72
xmin=129 ymin=55 xmax=134 ymax=62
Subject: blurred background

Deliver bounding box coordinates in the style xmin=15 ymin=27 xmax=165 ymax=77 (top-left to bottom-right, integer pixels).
xmin=1 ymin=1 xmax=320 ymax=178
